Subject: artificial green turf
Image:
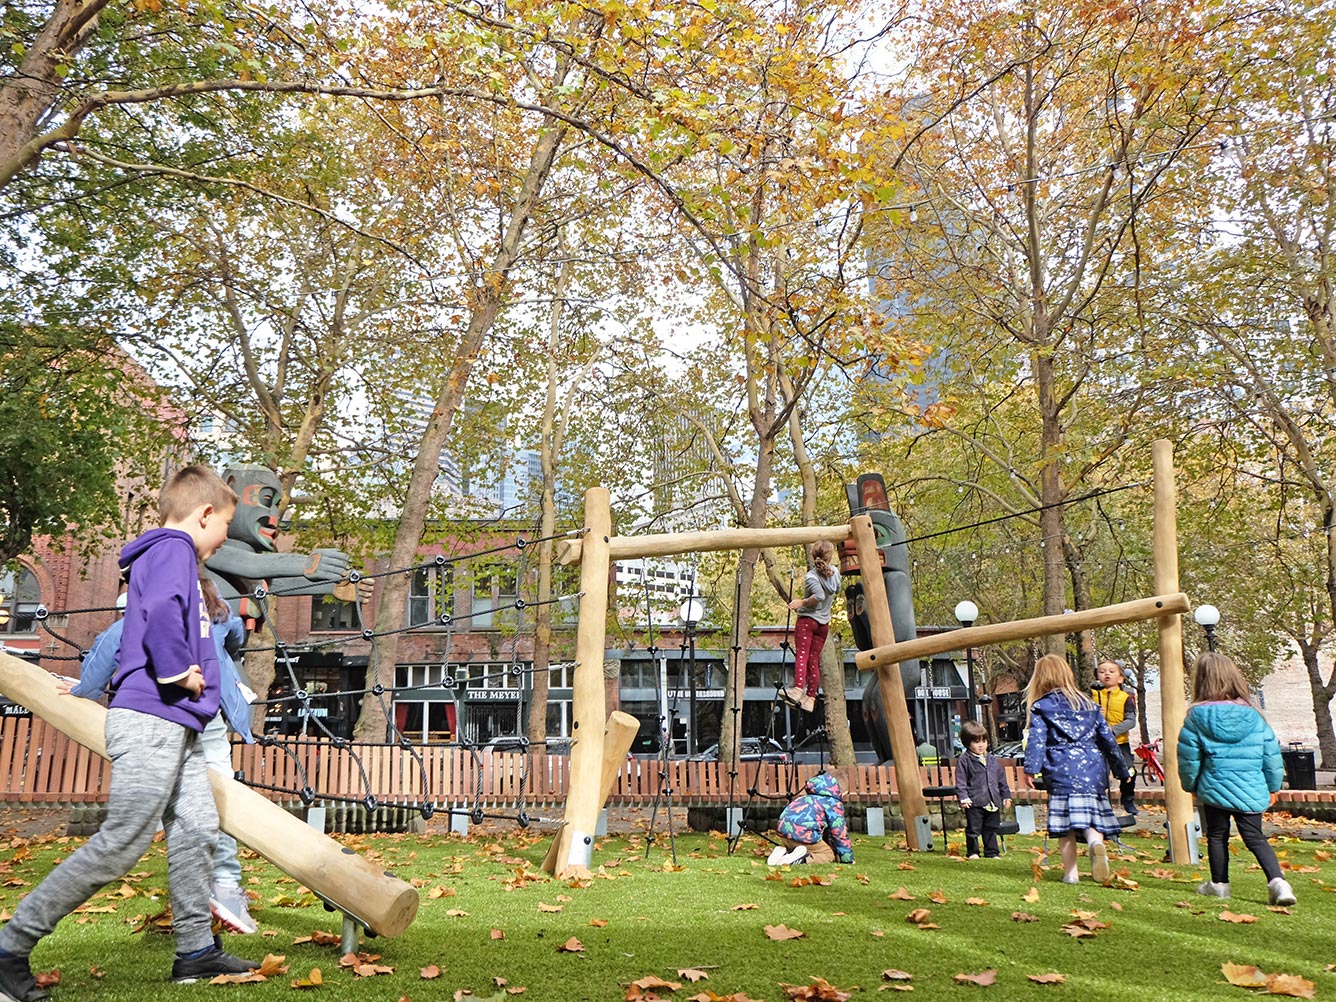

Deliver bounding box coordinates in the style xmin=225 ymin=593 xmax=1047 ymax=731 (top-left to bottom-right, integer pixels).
xmin=0 ymin=822 xmax=1332 ymax=1001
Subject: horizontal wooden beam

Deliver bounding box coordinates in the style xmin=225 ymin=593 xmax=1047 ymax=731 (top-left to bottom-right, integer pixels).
xmin=556 ymin=524 xmax=852 ymax=566
xmin=854 ymin=593 xmax=1191 ymax=671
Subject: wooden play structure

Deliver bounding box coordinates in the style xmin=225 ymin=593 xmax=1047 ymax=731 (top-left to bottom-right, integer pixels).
xmin=551 ymin=440 xmax=1200 ymax=867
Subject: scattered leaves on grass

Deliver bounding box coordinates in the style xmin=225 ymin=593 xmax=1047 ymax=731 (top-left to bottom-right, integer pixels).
xmin=1011 ymin=912 xmax=1039 ymax=923
xmin=1059 ymin=920 xmax=1107 ymax=939
xmin=446 ymin=909 xmax=469 ymax=918
xmin=764 ymin=924 xmax=806 ymax=941
xmin=779 ymin=975 xmax=852 ymax=1000
xmin=905 ymin=909 xmax=932 ymax=925
xmin=490 ymin=929 xmax=505 ymax=940
xmin=1027 ymin=973 xmax=1066 ymax=985
xmin=732 ymin=903 xmax=758 ymax=911
xmin=953 ymin=970 xmax=996 ymax=987
xmin=558 ymin=938 xmax=585 ymax=953
xmin=538 ymin=903 xmax=563 ymax=913
xmin=33 ymin=970 xmax=59 ymax=989
xmin=293 ymin=930 xmax=341 ymax=946
xmin=1031 ymin=861 xmax=1045 ymax=881
xmin=290 ymin=969 xmax=323 ymax=989
xmin=966 ymin=898 xmax=989 ymax=906
xmin=897 ymin=862 xmax=916 ymax=871
xmin=590 ymin=918 xmax=609 ymax=927
xmin=888 ymin=887 xmax=915 ymax=900
xmin=1221 ymin=963 xmax=1315 ymax=998
xmin=678 ymin=969 xmax=710 ymax=982
xmin=1149 ymin=868 xmax=1178 ymax=879
xmin=1022 ymin=887 xmax=1040 ymax=903
xmin=790 ymin=873 xmax=833 ymax=887
xmin=881 ymin=970 xmax=913 ymax=982
xmin=1219 ymin=912 xmax=1259 ymax=924
xmin=928 ymin=889 xmax=947 ymax=904
xmin=421 ymin=965 xmax=442 ymax=979
xmin=686 ymin=993 xmax=765 ymax=1002
xmin=627 ymin=974 xmax=682 ymax=998
xmin=428 ymin=886 xmax=456 ymax=899
xmin=1110 ymin=901 xmax=1124 ymax=911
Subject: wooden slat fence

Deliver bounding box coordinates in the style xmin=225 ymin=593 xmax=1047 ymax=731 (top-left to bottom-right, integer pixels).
xmin=24 ymin=717 xmax=1336 ymax=810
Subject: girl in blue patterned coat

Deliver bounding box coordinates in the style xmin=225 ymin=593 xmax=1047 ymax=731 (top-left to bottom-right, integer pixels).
xmin=1023 ymin=654 xmax=1132 ymax=885
xmin=766 ymin=772 xmax=854 ymax=866
xmin=1178 ymin=651 xmax=1295 ymax=906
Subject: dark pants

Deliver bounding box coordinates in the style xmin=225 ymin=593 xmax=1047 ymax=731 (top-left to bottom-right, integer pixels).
xmin=1201 ymin=804 xmax=1281 ymax=884
xmin=964 ymin=806 xmax=1001 ymax=858
xmin=1118 ymin=744 xmax=1136 ymax=812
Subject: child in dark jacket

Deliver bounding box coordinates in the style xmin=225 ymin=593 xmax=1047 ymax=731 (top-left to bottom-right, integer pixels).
xmin=766 ymin=772 xmax=854 ymax=866
xmin=956 ymin=721 xmax=1012 ymax=859
xmin=1179 ymin=651 xmax=1294 ymax=906
xmin=1023 ymin=654 xmax=1132 ymax=885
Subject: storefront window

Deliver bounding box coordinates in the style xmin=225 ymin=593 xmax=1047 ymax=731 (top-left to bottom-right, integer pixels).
xmin=0 ymin=567 xmax=40 ymax=635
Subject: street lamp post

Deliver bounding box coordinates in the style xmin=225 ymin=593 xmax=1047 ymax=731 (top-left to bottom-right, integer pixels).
xmin=1193 ymin=603 xmax=1221 ymax=652
xmin=954 ymin=600 xmax=979 ymax=725
xmin=679 ymin=596 xmax=705 ymax=756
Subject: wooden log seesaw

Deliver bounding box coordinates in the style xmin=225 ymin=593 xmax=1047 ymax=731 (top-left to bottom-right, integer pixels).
xmin=0 ymin=651 xmax=419 ymax=939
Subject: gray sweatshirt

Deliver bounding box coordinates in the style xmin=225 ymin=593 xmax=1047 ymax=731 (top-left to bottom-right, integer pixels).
xmin=800 ymin=567 xmax=841 ymax=625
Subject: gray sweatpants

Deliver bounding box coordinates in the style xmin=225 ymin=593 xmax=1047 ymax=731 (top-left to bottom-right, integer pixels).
xmin=0 ymin=708 xmax=217 ymax=956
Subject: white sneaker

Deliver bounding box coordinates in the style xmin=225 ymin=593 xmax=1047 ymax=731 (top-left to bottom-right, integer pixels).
xmin=210 ymin=883 xmax=258 ymax=935
xmin=767 ymin=845 xmax=787 ymax=866
xmin=1196 ymin=880 xmax=1231 ymax=899
xmin=1061 ymin=873 xmax=1080 ymax=884
xmin=1089 ymin=841 xmax=1110 ymax=883
xmin=1268 ymin=877 xmax=1296 ymax=906
xmin=777 ymin=845 xmax=808 ymax=866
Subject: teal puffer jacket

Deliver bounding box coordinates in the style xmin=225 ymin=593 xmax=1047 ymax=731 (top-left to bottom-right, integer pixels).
xmin=1177 ymin=700 xmax=1283 ymax=813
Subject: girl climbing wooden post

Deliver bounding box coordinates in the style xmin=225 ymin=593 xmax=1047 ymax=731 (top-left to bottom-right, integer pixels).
xmin=781 ymin=540 xmax=841 ymax=713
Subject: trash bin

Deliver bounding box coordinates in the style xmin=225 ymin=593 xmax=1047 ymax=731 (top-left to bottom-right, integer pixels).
xmin=1281 ymin=744 xmax=1317 ymax=790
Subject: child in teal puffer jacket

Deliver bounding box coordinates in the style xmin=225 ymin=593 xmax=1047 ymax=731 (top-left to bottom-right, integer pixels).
xmin=1178 ymin=651 xmax=1295 ymax=906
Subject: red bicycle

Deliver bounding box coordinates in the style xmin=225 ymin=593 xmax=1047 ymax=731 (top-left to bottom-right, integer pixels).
xmin=1134 ymin=738 xmax=1165 ymax=785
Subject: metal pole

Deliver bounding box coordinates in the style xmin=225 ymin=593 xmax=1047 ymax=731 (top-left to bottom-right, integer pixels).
xmin=687 ymin=626 xmax=698 ymax=756
xmin=965 ymin=644 xmax=978 ymax=723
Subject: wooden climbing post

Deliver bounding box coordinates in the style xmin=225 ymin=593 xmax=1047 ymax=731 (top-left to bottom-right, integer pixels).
xmin=1153 ymin=440 xmax=1195 ymax=863
xmin=850 ymin=515 xmax=929 ymax=850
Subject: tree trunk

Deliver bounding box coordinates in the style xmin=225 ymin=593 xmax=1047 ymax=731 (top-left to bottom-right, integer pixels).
xmin=1034 ymin=350 xmax=1067 ymax=640
xmin=1062 ymin=534 xmax=1096 ymax=689
xmin=0 ymin=0 xmax=107 ymax=184
xmin=247 ymin=620 xmax=278 ymax=735
xmin=1299 ymin=640 xmax=1336 ymax=769
xmin=354 ymin=116 xmax=569 ymax=739
xmin=527 ymin=255 xmax=574 ymax=747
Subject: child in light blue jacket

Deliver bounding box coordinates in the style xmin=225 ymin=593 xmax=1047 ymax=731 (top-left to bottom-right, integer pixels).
xmin=1178 ymin=651 xmax=1294 ymax=906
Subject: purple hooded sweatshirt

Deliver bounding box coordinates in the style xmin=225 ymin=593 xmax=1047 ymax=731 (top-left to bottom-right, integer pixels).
xmin=110 ymin=528 xmax=220 ymax=731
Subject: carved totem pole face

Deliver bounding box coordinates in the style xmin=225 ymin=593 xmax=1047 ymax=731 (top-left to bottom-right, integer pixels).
xmin=222 ymin=466 xmax=283 ymax=553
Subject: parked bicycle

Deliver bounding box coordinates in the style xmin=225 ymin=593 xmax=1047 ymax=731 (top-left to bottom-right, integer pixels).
xmin=1134 ymin=737 xmax=1165 ymax=785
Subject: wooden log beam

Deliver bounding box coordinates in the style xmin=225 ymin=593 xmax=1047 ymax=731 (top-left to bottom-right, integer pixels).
xmin=851 ymin=516 xmax=928 ymax=849
xmin=1153 ymin=440 xmax=1195 ymax=863
xmin=556 ymin=524 xmax=852 ymax=566
xmin=855 ymin=593 xmax=1191 ymax=671
xmin=0 ymin=652 xmax=419 ymax=937
xmin=550 ymin=487 xmax=612 ymax=879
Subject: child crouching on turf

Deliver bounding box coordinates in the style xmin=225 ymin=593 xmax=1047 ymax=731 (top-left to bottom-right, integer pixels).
xmin=956 ymin=720 xmax=1012 ymax=859
xmin=1023 ymin=654 xmax=1132 ymax=885
xmin=0 ymin=466 xmax=257 ymax=1002
xmin=767 ymin=772 xmax=854 ymax=866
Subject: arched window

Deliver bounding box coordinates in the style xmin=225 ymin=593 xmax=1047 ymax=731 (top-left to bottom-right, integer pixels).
xmin=0 ymin=567 xmax=41 ymax=635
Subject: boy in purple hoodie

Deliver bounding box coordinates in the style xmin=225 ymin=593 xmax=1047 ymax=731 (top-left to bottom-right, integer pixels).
xmin=0 ymin=466 xmax=257 ymax=1002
